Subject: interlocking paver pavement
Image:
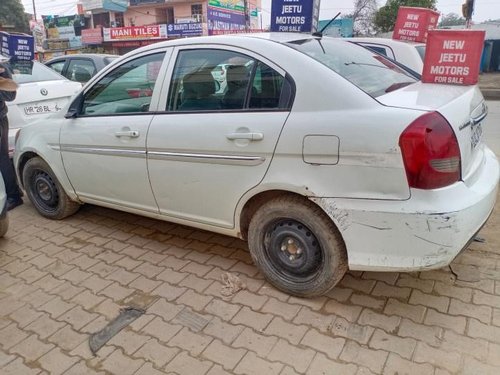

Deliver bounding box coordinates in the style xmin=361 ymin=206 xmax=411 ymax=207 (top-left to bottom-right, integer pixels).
xmin=0 ymin=193 xmax=499 ymax=375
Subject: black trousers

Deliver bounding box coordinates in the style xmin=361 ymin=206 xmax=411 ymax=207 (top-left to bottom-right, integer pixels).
xmin=0 ymin=115 xmax=21 ymax=200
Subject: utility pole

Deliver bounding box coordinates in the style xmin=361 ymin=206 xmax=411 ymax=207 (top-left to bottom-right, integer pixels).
xmin=462 ymin=0 xmax=474 ymax=29
xmin=32 ymin=0 xmax=38 ymax=21
xmin=243 ymin=0 xmax=250 ymax=32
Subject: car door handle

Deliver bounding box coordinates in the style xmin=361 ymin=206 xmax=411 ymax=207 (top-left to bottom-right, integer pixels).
xmin=226 ymin=132 xmax=264 ymax=141
xmin=115 ymin=130 xmax=140 ymax=138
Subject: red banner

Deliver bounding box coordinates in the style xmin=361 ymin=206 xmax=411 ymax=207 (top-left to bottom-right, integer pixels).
xmin=81 ymin=28 xmax=103 ymax=44
xmin=392 ymin=7 xmax=440 ymax=43
xmin=422 ymin=30 xmax=485 ymax=85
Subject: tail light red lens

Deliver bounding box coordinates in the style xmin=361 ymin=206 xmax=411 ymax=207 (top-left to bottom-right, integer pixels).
xmin=399 ymin=111 xmax=461 ymax=189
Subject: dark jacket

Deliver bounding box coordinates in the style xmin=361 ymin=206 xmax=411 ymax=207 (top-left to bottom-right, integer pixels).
xmin=0 ymin=62 xmax=17 ymax=118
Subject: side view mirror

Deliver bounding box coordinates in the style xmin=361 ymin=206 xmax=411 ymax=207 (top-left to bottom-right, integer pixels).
xmin=65 ymin=92 xmax=84 ymax=119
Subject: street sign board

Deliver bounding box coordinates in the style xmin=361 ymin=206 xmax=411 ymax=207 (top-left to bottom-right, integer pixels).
xmin=392 ymin=6 xmax=439 ymax=43
xmin=270 ymin=0 xmax=321 ymax=33
xmin=422 ymin=29 xmax=486 ymax=85
xmin=0 ymin=32 xmax=35 ymax=61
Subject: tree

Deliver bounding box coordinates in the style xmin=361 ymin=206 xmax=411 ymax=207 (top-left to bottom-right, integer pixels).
xmin=346 ymin=0 xmax=379 ymax=36
xmin=374 ymin=0 xmax=437 ymax=32
xmin=439 ymin=13 xmax=466 ymax=27
xmin=0 ymin=0 xmax=30 ymax=33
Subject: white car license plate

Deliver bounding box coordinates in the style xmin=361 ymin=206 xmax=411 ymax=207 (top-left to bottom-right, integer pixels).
xmin=471 ymin=123 xmax=482 ymax=149
xmin=24 ymin=102 xmax=62 ymax=116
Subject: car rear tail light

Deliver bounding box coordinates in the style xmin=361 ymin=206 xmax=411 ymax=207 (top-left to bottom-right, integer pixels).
xmin=399 ymin=111 xmax=461 ymax=189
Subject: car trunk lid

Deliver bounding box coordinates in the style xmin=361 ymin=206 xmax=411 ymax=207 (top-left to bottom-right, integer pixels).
xmin=11 ymin=80 xmax=81 ymax=121
xmin=377 ymin=82 xmax=486 ymax=183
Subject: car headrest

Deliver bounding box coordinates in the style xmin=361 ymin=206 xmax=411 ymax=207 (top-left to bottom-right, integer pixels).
xmin=182 ymin=68 xmax=216 ymax=98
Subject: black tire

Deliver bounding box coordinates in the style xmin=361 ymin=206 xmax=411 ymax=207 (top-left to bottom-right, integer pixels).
xmin=248 ymin=195 xmax=347 ymax=297
xmin=0 ymin=216 xmax=8 ymax=238
xmin=23 ymin=157 xmax=80 ymax=220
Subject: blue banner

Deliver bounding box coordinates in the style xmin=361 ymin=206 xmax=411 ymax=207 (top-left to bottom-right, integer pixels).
xmin=207 ymin=6 xmax=246 ymax=34
xmin=270 ymin=0 xmax=320 ymax=33
xmin=167 ymin=23 xmax=203 ymax=38
xmin=0 ymin=32 xmax=35 ymax=61
xmin=130 ymin=0 xmax=164 ymax=5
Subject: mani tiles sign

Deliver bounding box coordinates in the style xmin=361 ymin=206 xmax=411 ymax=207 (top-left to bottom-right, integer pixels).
xmin=103 ymin=25 xmax=167 ymax=42
xmin=422 ymin=30 xmax=486 ymax=85
xmin=392 ymin=6 xmax=439 ymax=43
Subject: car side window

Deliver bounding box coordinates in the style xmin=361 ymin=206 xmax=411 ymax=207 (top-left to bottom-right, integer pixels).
xmin=167 ymin=49 xmax=287 ymax=112
xmin=81 ymin=53 xmax=165 ymax=116
xmin=47 ymin=61 xmax=65 ymax=74
xmin=67 ymin=59 xmax=96 ymax=83
xmin=249 ymin=62 xmax=285 ymax=109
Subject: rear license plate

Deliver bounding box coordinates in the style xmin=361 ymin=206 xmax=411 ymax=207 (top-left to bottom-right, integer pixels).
xmin=471 ymin=123 xmax=483 ymax=149
xmin=24 ymin=102 xmax=62 ymax=115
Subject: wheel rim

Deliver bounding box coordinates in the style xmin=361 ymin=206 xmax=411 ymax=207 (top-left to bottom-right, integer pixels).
xmin=263 ymin=219 xmax=324 ymax=282
xmin=29 ymin=169 xmax=59 ymax=213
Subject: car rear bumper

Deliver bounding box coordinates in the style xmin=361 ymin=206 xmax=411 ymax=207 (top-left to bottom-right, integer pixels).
xmin=314 ymin=146 xmax=499 ymax=272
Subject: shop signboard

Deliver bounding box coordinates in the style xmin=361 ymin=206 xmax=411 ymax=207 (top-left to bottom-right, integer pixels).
xmin=166 ymin=23 xmax=203 ymax=37
xmin=207 ymin=0 xmax=246 ymax=34
xmin=392 ymin=6 xmax=439 ymax=43
xmin=317 ymin=18 xmax=353 ymax=37
xmin=422 ymin=29 xmax=485 ymax=85
xmin=103 ymin=25 xmax=167 ymax=41
xmin=81 ymin=0 xmax=127 ymax=12
xmin=270 ymin=0 xmax=321 ymax=32
xmin=0 ymin=32 xmax=35 ymax=61
xmin=81 ymin=28 xmax=103 ymax=44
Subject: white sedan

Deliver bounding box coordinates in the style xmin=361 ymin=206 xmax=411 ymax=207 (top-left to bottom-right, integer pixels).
xmin=346 ymin=37 xmax=425 ymax=73
xmin=5 ymin=60 xmax=82 ymax=156
xmin=14 ymin=33 xmax=499 ymax=297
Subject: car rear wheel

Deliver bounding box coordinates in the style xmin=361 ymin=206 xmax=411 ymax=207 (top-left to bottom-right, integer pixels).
xmin=23 ymin=157 xmax=80 ymax=220
xmin=248 ymin=195 xmax=347 ymax=297
xmin=0 ymin=216 xmax=8 ymax=238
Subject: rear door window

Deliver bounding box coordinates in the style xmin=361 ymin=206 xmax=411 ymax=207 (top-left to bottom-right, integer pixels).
xmin=167 ymin=48 xmax=288 ymax=112
xmin=67 ymin=59 xmax=96 ymax=83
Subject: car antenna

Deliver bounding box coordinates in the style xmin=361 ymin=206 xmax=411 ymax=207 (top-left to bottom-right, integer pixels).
xmin=312 ymin=12 xmax=341 ymax=38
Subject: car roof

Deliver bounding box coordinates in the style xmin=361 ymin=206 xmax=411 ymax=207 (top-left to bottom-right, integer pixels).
xmin=134 ymin=33 xmax=318 ymax=53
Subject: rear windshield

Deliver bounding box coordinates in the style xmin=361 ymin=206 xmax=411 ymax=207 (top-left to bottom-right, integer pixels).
xmin=286 ymin=38 xmax=417 ymax=97
xmin=8 ymin=61 xmax=66 ymax=84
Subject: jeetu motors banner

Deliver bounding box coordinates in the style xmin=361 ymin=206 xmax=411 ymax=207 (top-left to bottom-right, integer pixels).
xmin=422 ymin=30 xmax=486 ymax=85
xmin=392 ymin=6 xmax=439 ymax=43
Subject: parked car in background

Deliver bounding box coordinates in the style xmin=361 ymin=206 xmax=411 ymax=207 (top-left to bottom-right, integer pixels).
xmin=5 ymin=60 xmax=82 ymax=156
xmin=346 ymin=37 xmax=425 ymax=74
xmin=45 ymin=54 xmax=119 ymax=83
xmin=14 ymin=34 xmax=498 ymax=297
xmin=0 ymin=174 xmax=8 ymax=237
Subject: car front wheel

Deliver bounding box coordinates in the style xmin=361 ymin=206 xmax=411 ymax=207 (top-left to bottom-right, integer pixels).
xmin=248 ymin=195 xmax=347 ymax=297
xmin=23 ymin=157 xmax=80 ymax=220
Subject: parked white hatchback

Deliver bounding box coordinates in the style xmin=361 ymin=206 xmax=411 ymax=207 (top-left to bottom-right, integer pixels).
xmin=14 ymin=33 xmax=499 ymax=297
xmin=5 ymin=60 xmax=82 ymax=156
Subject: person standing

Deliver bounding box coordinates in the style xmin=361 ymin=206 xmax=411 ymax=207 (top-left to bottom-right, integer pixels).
xmin=0 ymin=61 xmax=23 ymax=210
